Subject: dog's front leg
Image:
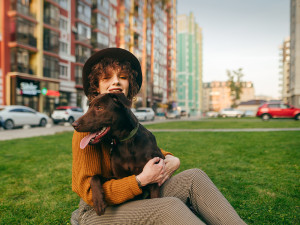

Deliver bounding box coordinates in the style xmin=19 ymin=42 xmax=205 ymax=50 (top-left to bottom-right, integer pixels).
xmin=149 ymin=183 xmax=160 ymax=198
xmin=90 ymin=175 xmax=107 ymax=216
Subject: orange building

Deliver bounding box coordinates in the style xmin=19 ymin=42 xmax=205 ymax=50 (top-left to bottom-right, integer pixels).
xmin=0 ymin=0 xmax=177 ymax=114
xmin=203 ymin=81 xmax=255 ymax=112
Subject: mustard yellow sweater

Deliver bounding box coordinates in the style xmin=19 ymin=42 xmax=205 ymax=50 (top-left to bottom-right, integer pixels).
xmin=72 ymin=130 xmax=172 ymax=206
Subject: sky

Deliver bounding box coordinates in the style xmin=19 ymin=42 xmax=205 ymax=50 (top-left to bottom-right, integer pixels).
xmin=177 ymin=0 xmax=290 ymax=99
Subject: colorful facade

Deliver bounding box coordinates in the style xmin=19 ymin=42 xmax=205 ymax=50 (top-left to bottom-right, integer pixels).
xmin=289 ymin=0 xmax=300 ymax=107
xmin=176 ymin=13 xmax=203 ymax=116
xmin=0 ymin=0 xmax=177 ymax=115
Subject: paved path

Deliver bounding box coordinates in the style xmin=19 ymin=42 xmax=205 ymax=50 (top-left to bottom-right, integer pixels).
xmin=0 ymin=122 xmax=299 ymax=141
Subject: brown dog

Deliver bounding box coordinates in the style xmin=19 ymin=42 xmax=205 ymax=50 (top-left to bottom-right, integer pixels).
xmin=72 ymin=93 xmax=164 ymax=216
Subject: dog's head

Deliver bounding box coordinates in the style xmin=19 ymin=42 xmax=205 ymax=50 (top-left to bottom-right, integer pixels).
xmin=72 ymin=93 xmax=134 ymax=149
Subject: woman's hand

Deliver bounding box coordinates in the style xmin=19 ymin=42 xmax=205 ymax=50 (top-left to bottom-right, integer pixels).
xmin=136 ymin=155 xmax=180 ymax=187
xmin=136 ymin=157 xmax=165 ymax=187
xmin=160 ymin=155 xmax=180 ymax=185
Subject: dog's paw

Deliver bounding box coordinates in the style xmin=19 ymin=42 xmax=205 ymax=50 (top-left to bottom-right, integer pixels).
xmin=94 ymin=199 xmax=108 ymax=216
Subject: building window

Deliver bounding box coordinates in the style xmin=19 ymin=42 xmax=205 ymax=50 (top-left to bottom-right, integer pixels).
xmin=10 ymin=47 xmax=34 ymax=74
xmin=75 ymin=66 xmax=83 ymax=85
xmin=77 ymin=1 xmax=91 ymax=24
xmin=75 ymin=45 xmax=91 ymax=63
xmin=44 ymin=28 xmax=59 ymax=53
xmin=44 ymin=2 xmax=59 ymax=27
xmin=59 ymin=64 xmax=69 ymax=79
xmin=59 ymin=17 xmax=68 ymax=31
xmin=77 ymin=22 xmax=91 ymax=42
xmin=59 ymin=41 xmax=68 ymax=54
xmin=59 ymin=0 xmax=68 ymax=10
xmin=43 ymin=55 xmax=59 ymax=79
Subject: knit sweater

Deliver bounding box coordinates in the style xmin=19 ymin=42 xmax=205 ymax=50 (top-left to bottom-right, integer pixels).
xmin=72 ymin=130 xmax=172 ymax=206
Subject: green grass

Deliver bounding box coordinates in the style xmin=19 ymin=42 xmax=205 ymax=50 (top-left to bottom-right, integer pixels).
xmin=0 ymin=120 xmax=299 ymax=224
xmin=145 ymin=118 xmax=300 ymax=129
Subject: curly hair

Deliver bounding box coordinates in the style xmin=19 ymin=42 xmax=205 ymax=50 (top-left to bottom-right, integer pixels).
xmin=86 ymin=58 xmax=139 ymax=102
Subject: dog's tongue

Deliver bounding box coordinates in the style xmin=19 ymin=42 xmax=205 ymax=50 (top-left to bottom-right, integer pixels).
xmin=80 ymin=132 xmax=97 ymax=149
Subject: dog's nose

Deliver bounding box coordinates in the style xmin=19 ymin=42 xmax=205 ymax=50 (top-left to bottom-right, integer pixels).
xmin=72 ymin=121 xmax=79 ymax=129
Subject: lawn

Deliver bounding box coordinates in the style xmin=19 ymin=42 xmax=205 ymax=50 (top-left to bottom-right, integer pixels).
xmin=0 ymin=120 xmax=299 ymax=224
xmin=145 ymin=118 xmax=300 ymax=129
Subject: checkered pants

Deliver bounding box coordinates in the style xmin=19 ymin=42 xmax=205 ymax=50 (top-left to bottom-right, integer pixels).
xmin=71 ymin=169 xmax=246 ymax=225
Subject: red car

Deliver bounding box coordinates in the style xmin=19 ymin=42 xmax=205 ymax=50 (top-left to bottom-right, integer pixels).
xmin=256 ymin=102 xmax=300 ymax=121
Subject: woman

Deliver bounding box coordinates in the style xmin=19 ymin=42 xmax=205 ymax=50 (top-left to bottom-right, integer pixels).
xmin=71 ymin=48 xmax=246 ymax=225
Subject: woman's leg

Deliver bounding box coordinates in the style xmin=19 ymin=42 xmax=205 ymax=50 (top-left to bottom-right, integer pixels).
xmin=160 ymin=169 xmax=247 ymax=225
xmin=76 ymin=197 xmax=205 ymax=225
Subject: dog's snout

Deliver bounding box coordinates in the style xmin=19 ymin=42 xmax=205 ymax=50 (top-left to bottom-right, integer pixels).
xmin=72 ymin=121 xmax=79 ymax=129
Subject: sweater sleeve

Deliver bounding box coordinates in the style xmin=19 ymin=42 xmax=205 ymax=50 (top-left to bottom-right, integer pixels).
xmin=72 ymin=131 xmax=143 ymax=206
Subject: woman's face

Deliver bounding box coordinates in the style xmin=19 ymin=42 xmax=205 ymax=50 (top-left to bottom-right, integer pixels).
xmin=98 ymin=66 xmax=129 ymax=97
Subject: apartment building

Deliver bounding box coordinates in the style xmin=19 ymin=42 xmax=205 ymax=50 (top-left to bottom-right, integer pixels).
xmin=177 ymin=13 xmax=203 ymax=116
xmin=202 ymin=81 xmax=255 ymax=112
xmin=0 ymin=0 xmax=177 ymax=114
xmin=289 ymin=0 xmax=300 ymax=107
xmin=279 ymin=37 xmax=290 ymax=103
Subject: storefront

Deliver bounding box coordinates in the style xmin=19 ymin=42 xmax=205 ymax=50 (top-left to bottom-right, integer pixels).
xmin=8 ymin=73 xmax=60 ymax=115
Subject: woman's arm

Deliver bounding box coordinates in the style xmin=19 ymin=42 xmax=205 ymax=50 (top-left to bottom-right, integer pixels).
xmin=72 ymin=131 xmax=142 ymax=206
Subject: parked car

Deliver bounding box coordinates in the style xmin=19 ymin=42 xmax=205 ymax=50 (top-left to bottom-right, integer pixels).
xmin=132 ymin=107 xmax=155 ymax=121
xmin=206 ymin=111 xmax=219 ymax=118
xmin=0 ymin=105 xmax=49 ymax=130
xmin=219 ymin=108 xmax=244 ymax=118
xmin=165 ymin=110 xmax=181 ymax=119
xmin=51 ymin=106 xmax=84 ymax=124
xmin=243 ymin=110 xmax=256 ymax=117
xmin=256 ymin=102 xmax=300 ymax=121
xmin=180 ymin=110 xmax=190 ymax=117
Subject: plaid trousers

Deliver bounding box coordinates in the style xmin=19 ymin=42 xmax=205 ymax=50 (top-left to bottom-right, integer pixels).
xmin=71 ymin=169 xmax=247 ymax=225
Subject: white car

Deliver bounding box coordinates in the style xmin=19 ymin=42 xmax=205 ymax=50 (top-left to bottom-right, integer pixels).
xmin=51 ymin=106 xmax=84 ymax=124
xmin=206 ymin=111 xmax=219 ymax=118
xmin=219 ymin=108 xmax=244 ymax=118
xmin=0 ymin=105 xmax=49 ymax=129
xmin=132 ymin=107 xmax=155 ymax=121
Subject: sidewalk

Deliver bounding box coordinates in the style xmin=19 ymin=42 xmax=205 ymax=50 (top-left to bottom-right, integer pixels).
xmin=0 ymin=121 xmax=299 ymax=141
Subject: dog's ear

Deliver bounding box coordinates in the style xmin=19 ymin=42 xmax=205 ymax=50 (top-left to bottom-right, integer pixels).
xmin=109 ymin=93 xmax=132 ymax=108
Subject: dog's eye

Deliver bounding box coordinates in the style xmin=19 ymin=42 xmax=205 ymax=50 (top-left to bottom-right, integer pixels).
xmin=97 ymin=106 xmax=103 ymax=111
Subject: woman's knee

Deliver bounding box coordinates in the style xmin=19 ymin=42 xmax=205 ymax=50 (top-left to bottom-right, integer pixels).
xmin=186 ymin=168 xmax=209 ymax=181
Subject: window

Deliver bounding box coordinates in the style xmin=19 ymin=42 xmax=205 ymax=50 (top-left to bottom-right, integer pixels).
xmin=59 ymin=41 xmax=68 ymax=54
xmin=59 ymin=17 xmax=68 ymax=31
xmin=75 ymin=45 xmax=91 ymax=63
xmin=75 ymin=66 xmax=83 ymax=85
xmin=77 ymin=1 xmax=91 ymax=24
xmin=43 ymin=55 xmax=59 ymax=79
xmin=44 ymin=28 xmax=59 ymax=53
xmin=59 ymin=64 xmax=68 ymax=79
xmin=59 ymin=0 xmax=68 ymax=10
xmin=77 ymin=23 xmax=91 ymax=42
xmin=44 ymin=2 xmax=59 ymax=27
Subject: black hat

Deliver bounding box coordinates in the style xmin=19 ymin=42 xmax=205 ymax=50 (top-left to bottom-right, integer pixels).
xmin=82 ymin=48 xmax=142 ymax=97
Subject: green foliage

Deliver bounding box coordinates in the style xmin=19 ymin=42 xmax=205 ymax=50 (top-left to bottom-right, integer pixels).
xmin=0 ymin=121 xmax=299 ymax=224
xmin=227 ymin=68 xmax=244 ymax=108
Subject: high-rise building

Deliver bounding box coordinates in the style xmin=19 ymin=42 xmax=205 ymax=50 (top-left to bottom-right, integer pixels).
xmin=0 ymin=0 xmax=177 ymax=114
xmin=177 ymin=13 xmax=203 ymax=116
xmin=279 ymin=37 xmax=290 ymax=103
xmin=289 ymin=0 xmax=300 ymax=107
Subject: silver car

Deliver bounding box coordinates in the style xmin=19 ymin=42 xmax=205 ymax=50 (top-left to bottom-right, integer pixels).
xmin=132 ymin=107 xmax=155 ymax=121
xmin=219 ymin=108 xmax=244 ymax=118
xmin=0 ymin=105 xmax=49 ymax=129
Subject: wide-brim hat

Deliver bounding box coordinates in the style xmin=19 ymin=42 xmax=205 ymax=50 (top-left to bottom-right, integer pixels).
xmin=82 ymin=48 xmax=142 ymax=97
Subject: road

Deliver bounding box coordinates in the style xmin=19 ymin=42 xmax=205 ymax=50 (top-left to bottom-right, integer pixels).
xmin=0 ymin=117 xmax=299 ymax=141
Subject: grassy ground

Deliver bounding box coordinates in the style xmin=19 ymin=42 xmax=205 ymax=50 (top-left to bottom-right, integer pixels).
xmin=145 ymin=118 xmax=300 ymax=129
xmin=0 ymin=119 xmax=299 ymax=224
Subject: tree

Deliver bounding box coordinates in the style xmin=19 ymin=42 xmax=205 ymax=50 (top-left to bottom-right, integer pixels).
xmin=227 ymin=68 xmax=244 ymax=108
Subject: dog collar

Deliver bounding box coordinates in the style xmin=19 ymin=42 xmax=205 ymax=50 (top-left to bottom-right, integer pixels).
xmin=120 ymin=123 xmax=139 ymax=142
